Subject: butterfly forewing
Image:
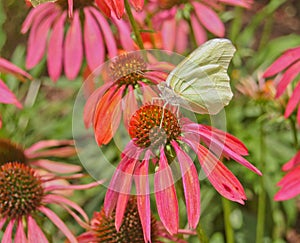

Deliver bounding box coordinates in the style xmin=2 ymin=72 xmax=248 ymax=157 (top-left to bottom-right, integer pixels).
xmin=166 ymin=38 xmax=236 ymax=115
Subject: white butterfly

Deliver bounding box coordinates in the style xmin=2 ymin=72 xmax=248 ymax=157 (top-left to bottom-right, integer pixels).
xmin=158 ymin=38 xmax=236 ymax=115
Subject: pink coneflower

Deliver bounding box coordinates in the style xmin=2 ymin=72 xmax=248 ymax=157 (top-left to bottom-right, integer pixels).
xmin=103 ymin=102 xmax=261 ymax=240
xmin=22 ymin=0 xmax=135 ymax=81
xmin=149 ymin=0 xmax=253 ymax=53
xmin=0 ymin=57 xmax=32 ymax=127
xmin=0 ymin=162 xmax=103 ymax=242
xmin=274 ymin=151 xmax=300 ymax=201
xmin=96 ymin=0 xmax=144 ymax=19
xmin=77 ymin=196 xmax=189 ymax=243
xmin=84 ymin=52 xmax=171 ymax=146
xmin=0 ymin=138 xmax=81 ymax=174
xmin=263 ymin=46 xmax=300 ymax=124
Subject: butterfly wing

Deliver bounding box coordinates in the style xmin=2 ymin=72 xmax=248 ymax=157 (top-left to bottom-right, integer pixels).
xmin=166 ymin=38 xmax=236 ymax=115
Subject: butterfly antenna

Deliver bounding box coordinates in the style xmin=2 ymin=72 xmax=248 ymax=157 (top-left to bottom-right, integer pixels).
xmin=160 ymin=102 xmax=168 ymax=128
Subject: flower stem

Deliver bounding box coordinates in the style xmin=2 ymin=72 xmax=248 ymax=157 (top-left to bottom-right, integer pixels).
xmin=222 ymin=197 xmax=234 ymax=243
xmin=256 ymin=119 xmax=266 ymax=243
xmin=196 ymin=223 xmax=209 ymax=243
xmin=124 ymin=0 xmax=144 ymax=50
xmin=289 ymin=116 xmax=299 ymax=149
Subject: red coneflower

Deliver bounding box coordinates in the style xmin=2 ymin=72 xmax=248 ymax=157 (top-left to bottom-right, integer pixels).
xmin=0 ymin=162 xmax=103 ymax=242
xmin=103 ymin=101 xmax=261 ymax=240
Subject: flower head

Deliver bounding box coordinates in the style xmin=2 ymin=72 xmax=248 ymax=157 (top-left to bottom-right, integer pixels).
xmin=78 ymin=196 xmax=188 ymax=243
xmin=263 ymin=46 xmax=300 ymax=124
xmin=0 ymin=58 xmax=32 ymax=128
xmin=0 ymin=162 xmax=102 ymax=242
xmin=84 ymin=51 xmax=170 ymax=146
xmin=274 ymin=150 xmax=300 ymax=201
xmin=21 ymin=0 xmax=134 ymax=81
xmin=148 ymin=0 xmax=253 ymax=53
xmin=103 ymin=102 xmax=261 ymax=239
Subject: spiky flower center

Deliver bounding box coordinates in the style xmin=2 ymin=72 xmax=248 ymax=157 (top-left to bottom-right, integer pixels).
xmin=129 ymin=104 xmax=181 ymax=148
xmin=0 ymin=139 xmax=27 ymax=166
xmin=0 ymin=162 xmax=44 ymax=219
xmin=56 ymin=0 xmax=94 ymax=10
xmin=110 ymin=53 xmax=147 ymax=86
xmin=158 ymin=0 xmax=188 ymax=9
xmin=91 ymin=197 xmax=158 ymax=243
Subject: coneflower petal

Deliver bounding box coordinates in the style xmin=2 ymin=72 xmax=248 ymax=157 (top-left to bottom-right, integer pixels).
xmin=15 ymin=219 xmax=27 ymax=243
xmin=27 ymin=215 xmax=48 ymax=243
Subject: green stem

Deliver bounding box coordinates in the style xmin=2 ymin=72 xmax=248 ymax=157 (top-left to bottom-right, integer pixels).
xmin=289 ymin=116 xmax=299 ymax=149
xmin=222 ymin=197 xmax=234 ymax=243
xmin=124 ymin=0 xmax=144 ymax=50
xmin=256 ymin=118 xmax=266 ymax=243
xmin=196 ymin=223 xmax=209 ymax=243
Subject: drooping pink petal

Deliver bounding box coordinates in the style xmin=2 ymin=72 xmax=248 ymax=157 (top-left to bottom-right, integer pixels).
xmin=95 ymin=0 xmax=111 ymax=17
xmin=26 ymin=11 xmax=59 ymax=69
xmin=123 ymin=86 xmax=138 ymax=130
xmin=297 ymin=105 xmax=300 ymax=125
xmin=25 ymin=139 xmax=74 ymax=155
xmin=39 ymin=206 xmax=77 ymax=242
xmin=0 ymin=79 xmax=22 ymax=108
xmin=15 ymin=219 xmax=27 ymax=243
xmin=161 ymin=18 xmax=176 ymax=51
xmin=154 ymin=147 xmax=178 ymax=235
xmin=44 ymin=180 xmax=104 ymax=192
xmin=84 ymin=8 xmax=105 ymax=71
xmin=263 ymin=46 xmax=300 ymax=78
xmin=47 ymin=12 xmax=67 ymax=82
xmin=184 ymin=138 xmax=246 ymax=204
xmin=0 ymin=58 xmax=32 ymax=81
xmin=282 ymin=151 xmax=300 ymax=171
xmin=68 ymin=0 xmax=73 ymax=18
xmin=89 ymin=7 xmax=118 ymax=58
xmin=276 ymin=60 xmax=300 ymax=98
xmin=218 ymin=0 xmax=253 ymax=8
xmin=27 ymin=215 xmax=48 ymax=243
xmin=192 ymin=2 xmax=225 ymax=37
xmin=64 ymin=10 xmax=83 ymax=80
xmin=284 ymin=81 xmax=300 ymax=118
xmin=83 ymin=82 xmax=113 ymax=128
xmin=2 ymin=218 xmax=14 ymax=243
xmin=175 ymin=20 xmax=189 ymax=53
xmin=130 ymin=0 xmax=144 ymax=11
xmin=93 ymin=86 xmax=124 ymax=146
xmin=30 ymin=159 xmax=81 ymax=173
xmin=43 ymin=194 xmax=88 ymax=222
xmin=112 ymin=16 xmax=135 ymax=51
xmin=21 ymin=3 xmax=55 ymax=34
xmin=115 ymin=157 xmax=139 ymax=231
xmin=275 ymin=166 xmax=300 ymax=200
xmin=108 ymin=0 xmax=124 ymax=19
xmin=171 ymin=140 xmax=200 ymax=229
xmin=190 ymin=14 xmax=207 ymax=45
xmin=134 ymin=151 xmax=151 ymax=243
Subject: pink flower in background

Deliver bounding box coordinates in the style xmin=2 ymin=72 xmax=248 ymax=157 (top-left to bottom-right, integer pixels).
xmin=0 ymin=162 xmax=103 ymax=242
xmin=0 ymin=138 xmax=81 ymax=174
xmin=275 ymin=151 xmax=300 ymax=201
xmin=263 ymin=46 xmax=300 ymax=124
xmin=22 ymin=0 xmax=135 ymax=81
xmin=103 ymin=102 xmax=261 ymax=239
xmin=149 ymin=0 xmax=253 ymax=53
xmin=0 ymin=57 xmax=32 ymax=128
xmin=84 ymin=52 xmax=171 ymax=146
xmin=96 ymin=0 xmax=144 ymax=19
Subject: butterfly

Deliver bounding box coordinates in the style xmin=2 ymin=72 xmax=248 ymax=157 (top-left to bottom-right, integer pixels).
xmin=158 ymin=38 xmax=236 ymax=115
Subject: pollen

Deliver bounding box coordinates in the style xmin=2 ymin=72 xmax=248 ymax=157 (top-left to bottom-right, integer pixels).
xmin=129 ymin=104 xmax=181 ymax=149
xmin=0 ymin=139 xmax=27 ymax=166
xmin=0 ymin=162 xmax=44 ymax=219
xmin=109 ymin=53 xmax=147 ymax=86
